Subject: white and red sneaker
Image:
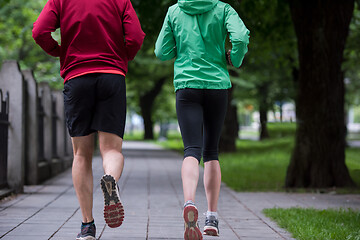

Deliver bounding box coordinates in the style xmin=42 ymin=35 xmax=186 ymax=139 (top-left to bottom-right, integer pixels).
xmin=100 ymin=175 xmax=124 ymax=228
xmin=183 ymin=201 xmax=203 ymax=240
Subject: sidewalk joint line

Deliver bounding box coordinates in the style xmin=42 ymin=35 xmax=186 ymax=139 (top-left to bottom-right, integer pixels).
xmin=97 ymin=224 xmax=107 ymax=239
xmin=218 ymin=210 xmax=242 ymax=239
xmin=0 ymin=184 xmax=73 ymax=239
xmin=146 ymin=156 xmax=151 ymax=240
xmin=223 ymin=187 xmax=287 ymax=240
xmin=162 ymin=158 xmax=183 ymax=208
xmin=48 ymin=206 xmax=80 ymax=239
xmin=0 ymin=185 xmax=48 ymax=213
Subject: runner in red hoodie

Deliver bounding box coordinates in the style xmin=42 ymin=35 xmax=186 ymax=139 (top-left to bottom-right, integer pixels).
xmin=33 ymin=0 xmax=145 ymax=239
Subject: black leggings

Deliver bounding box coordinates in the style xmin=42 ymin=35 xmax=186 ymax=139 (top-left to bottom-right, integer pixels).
xmin=176 ymin=88 xmax=228 ymax=163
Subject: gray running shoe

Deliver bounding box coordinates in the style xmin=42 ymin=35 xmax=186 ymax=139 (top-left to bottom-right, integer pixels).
xmin=203 ymin=215 xmax=219 ymax=236
xmin=76 ymin=222 xmax=96 ymax=240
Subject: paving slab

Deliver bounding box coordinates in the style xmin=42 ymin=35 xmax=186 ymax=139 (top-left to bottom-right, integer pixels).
xmin=1 ymin=141 xmax=359 ymax=240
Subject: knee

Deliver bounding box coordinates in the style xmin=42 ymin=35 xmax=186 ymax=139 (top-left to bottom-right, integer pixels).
xmin=73 ymin=148 xmax=93 ymax=161
xmin=184 ymin=146 xmax=202 ymax=163
xmin=203 ymin=149 xmax=219 ymax=163
xmin=73 ymin=152 xmax=93 ymax=167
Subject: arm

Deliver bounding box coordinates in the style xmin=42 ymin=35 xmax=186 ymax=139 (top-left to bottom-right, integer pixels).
xmin=123 ymin=0 xmax=146 ymax=61
xmin=32 ymin=0 xmax=60 ymax=57
xmin=225 ymin=5 xmax=250 ymax=68
xmin=154 ymin=10 xmax=176 ymax=61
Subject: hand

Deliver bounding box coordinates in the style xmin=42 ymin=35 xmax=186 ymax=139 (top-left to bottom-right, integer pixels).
xmin=226 ymin=49 xmax=233 ymax=67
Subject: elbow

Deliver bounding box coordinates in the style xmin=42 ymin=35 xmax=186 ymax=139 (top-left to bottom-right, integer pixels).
xmin=32 ymin=23 xmax=40 ymax=42
xmin=131 ymin=32 xmax=146 ymax=49
xmin=154 ymin=46 xmax=176 ymax=61
xmin=155 ymin=51 xmax=174 ymax=61
xmin=154 ymin=48 xmax=164 ymax=60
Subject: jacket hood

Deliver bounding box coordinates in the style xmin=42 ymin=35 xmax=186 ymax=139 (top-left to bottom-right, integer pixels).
xmin=178 ymin=0 xmax=219 ymax=15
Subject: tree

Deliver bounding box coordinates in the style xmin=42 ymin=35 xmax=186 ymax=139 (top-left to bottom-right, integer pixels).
xmin=126 ymin=51 xmax=174 ymax=139
xmin=286 ymin=0 xmax=356 ymax=188
xmin=0 ymin=0 xmax=63 ymax=88
xmin=229 ymin=0 xmax=297 ymax=140
xmin=219 ymin=70 xmax=240 ymax=152
xmin=344 ymin=3 xmax=360 ymax=112
xmin=125 ymin=0 xmax=176 ymax=140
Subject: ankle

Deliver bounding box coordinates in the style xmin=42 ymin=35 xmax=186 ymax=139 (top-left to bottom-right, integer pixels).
xmin=82 ymin=219 xmax=94 ymax=226
xmin=184 ymin=200 xmax=196 ymax=208
xmin=206 ymin=211 xmax=218 ymax=219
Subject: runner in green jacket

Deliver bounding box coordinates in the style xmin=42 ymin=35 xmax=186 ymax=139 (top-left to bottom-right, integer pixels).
xmin=155 ymin=1 xmax=249 ymax=239
xmin=155 ymin=0 xmax=249 ymax=91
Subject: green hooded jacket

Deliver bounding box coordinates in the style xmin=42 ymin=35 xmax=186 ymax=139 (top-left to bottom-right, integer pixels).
xmin=155 ymin=0 xmax=250 ymax=92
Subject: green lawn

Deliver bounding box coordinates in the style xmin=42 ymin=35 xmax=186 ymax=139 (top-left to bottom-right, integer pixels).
xmin=263 ymin=208 xmax=360 ymax=240
xmin=220 ymin=137 xmax=294 ymax=191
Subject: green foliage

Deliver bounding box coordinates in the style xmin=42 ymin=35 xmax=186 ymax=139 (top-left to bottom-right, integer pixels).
xmin=267 ymin=122 xmax=296 ymax=138
xmin=263 ymin=208 xmax=360 ymax=240
xmin=0 ymin=0 xmax=62 ymax=88
xmin=220 ymin=0 xmax=298 ymax=125
xmin=344 ymin=2 xmax=360 ymax=106
xmin=354 ymin=106 xmax=360 ymax=123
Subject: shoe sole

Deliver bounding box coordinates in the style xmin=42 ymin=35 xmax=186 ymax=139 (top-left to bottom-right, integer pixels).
xmin=101 ymin=175 xmax=124 ymax=228
xmin=183 ymin=205 xmax=203 ymax=240
xmin=76 ymin=236 xmax=96 ymax=240
xmin=204 ymin=226 xmax=219 ymax=236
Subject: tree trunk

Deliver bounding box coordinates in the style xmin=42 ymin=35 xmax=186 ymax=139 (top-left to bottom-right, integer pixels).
xmin=258 ymin=83 xmax=270 ymax=140
xmin=286 ymin=0 xmax=355 ymax=188
xmin=219 ymin=86 xmax=239 ymax=152
xmin=139 ymin=77 xmax=167 ymax=140
xmin=279 ymin=101 xmax=283 ymax=122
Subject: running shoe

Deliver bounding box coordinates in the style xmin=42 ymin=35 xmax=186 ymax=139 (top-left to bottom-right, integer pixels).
xmin=100 ymin=174 xmax=124 ymax=228
xmin=183 ymin=201 xmax=203 ymax=240
xmin=203 ymin=215 xmax=219 ymax=236
xmin=76 ymin=222 xmax=96 ymax=240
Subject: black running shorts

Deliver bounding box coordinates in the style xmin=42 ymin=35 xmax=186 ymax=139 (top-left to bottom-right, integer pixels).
xmin=63 ymin=73 xmax=126 ymax=138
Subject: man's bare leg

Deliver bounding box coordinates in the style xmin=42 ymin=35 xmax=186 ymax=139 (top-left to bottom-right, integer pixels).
xmin=72 ymin=134 xmax=95 ymax=223
xmin=98 ymin=131 xmax=124 ymax=181
xmin=98 ymin=131 xmax=125 ymax=228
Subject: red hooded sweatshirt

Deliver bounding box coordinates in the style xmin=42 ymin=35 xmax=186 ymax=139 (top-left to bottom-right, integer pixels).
xmin=33 ymin=0 xmax=145 ymax=82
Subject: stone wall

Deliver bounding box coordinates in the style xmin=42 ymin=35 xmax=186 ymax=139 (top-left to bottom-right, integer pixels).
xmin=0 ymin=61 xmax=72 ymax=192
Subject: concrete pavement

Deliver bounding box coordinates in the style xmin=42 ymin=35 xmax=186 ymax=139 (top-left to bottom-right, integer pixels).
xmin=0 ymin=141 xmax=359 ymax=240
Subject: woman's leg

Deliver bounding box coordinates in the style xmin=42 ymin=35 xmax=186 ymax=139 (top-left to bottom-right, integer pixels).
xmin=177 ymin=89 xmax=204 ymax=240
xmin=203 ymin=161 xmax=221 ymax=212
xmin=202 ymin=89 xmax=228 ymax=212
xmin=181 ymin=157 xmax=200 ymax=203
xmin=176 ymin=89 xmax=203 ymax=203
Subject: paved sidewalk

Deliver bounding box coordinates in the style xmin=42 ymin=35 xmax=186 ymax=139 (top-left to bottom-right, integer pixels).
xmin=1 ymin=141 xmax=359 ymax=240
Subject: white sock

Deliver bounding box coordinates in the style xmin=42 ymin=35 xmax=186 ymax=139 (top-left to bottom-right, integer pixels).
xmin=206 ymin=211 xmax=218 ymax=218
xmin=184 ymin=200 xmax=195 ymax=207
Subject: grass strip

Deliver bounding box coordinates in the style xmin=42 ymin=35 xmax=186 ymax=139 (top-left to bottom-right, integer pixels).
xmin=263 ymin=207 xmax=360 ymax=240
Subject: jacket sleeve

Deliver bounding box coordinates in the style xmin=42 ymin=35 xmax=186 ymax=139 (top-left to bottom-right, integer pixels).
xmin=32 ymin=0 xmax=60 ymax=57
xmin=154 ymin=10 xmax=177 ymax=61
xmin=123 ymin=0 xmax=146 ymax=61
xmin=225 ymin=5 xmax=250 ymax=68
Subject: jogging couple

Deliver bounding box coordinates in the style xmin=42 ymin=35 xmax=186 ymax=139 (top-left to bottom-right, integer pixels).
xmin=33 ymin=0 xmax=249 ymax=239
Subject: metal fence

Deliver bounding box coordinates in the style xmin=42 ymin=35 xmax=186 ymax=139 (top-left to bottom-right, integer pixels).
xmin=0 ymin=89 xmax=9 ymax=188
